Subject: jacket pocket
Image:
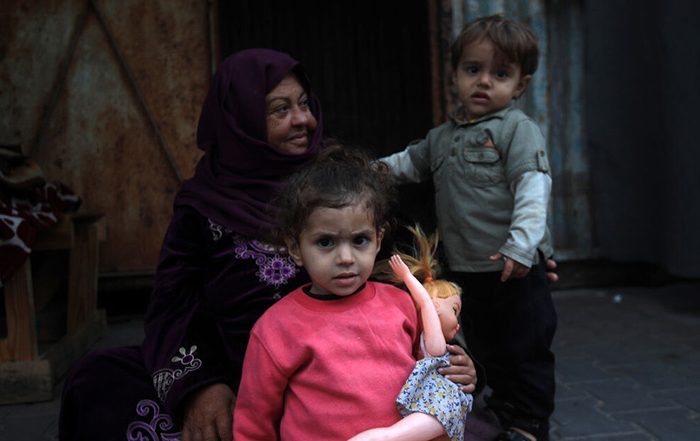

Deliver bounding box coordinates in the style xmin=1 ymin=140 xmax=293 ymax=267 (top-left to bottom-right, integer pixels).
xmin=461 ymin=148 xmax=505 ymax=186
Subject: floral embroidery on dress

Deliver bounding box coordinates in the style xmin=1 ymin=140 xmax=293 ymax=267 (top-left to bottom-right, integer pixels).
xmin=206 ymin=219 xmax=298 ymax=290
xmin=126 ymin=399 xmax=181 ymax=441
xmin=207 ymin=219 xmax=230 ymax=241
xmin=233 ymin=235 xmax=298 ymax=288
xmin=152 ymin=346 xmax=202 ymax=402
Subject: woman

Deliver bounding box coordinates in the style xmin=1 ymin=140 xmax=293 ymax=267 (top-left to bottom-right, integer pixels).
xmin=59 ymin=49 xmax=478 ymax=441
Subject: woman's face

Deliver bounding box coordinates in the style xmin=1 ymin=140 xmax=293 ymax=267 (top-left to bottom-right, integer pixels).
xmin=265 ymin=74 xmax=318 ymax=155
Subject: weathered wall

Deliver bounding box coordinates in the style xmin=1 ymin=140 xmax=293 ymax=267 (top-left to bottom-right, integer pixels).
xmin=585 ymin=0 xmax=700 ymax=278
xmin=1 ymin=0 xmax=211 ymax=274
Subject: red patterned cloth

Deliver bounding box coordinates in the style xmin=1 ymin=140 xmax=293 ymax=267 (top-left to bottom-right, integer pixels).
xmin=0 ymin=181 xmax=81 ymax=283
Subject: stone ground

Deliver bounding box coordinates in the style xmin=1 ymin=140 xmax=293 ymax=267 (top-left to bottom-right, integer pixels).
xmin=1 ymin=281 xmax=699 ymax=440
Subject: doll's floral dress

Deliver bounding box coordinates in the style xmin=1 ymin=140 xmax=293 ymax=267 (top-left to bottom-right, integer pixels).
xmin=396 ymin=335 xmax=473 ymax=441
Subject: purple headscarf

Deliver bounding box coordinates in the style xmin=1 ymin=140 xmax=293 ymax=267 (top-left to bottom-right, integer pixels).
xmin=174 ymin=48 xmax=324 ymax=237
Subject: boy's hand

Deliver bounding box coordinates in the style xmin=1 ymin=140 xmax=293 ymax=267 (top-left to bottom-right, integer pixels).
xmin=489 ymin=252 xmax=530 ymax=282
xmin=546 ymin=258 xmax=559 ymax=283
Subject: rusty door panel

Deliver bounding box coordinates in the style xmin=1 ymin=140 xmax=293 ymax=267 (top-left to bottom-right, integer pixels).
xmin=2 ymin=1 xmax=211 ymax=273
xmin=1 ymin=0 xmax=87 ymax=153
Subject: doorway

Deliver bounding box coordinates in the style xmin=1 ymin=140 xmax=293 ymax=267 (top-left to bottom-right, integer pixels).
xmin=219 ymin=0 xmax=438 ymax=243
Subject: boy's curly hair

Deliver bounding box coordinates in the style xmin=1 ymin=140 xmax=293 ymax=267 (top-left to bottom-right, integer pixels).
xmin=450 ymin=14 xmax=539 ymax=76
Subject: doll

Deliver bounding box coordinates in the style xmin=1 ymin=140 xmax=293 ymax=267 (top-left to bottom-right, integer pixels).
xmin=350 ymin=226 xmax=473 ymax=441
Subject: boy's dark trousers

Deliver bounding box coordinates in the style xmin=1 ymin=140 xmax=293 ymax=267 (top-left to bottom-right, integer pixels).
xmin=450 ymin=261 xmax=556 ymax=441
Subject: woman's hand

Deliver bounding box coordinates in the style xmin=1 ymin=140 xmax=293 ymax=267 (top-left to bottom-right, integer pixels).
xmin=439 ymin=344 xmax=477 ymax=393
xmin=182 ymin=383 xmax=235 ymax=441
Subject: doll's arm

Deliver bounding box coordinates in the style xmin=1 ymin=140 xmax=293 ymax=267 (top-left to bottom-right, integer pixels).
xmin=389 ymin=255 xmax=445 ymax=357
xmin=347 ymin=413 xmax=445 ymax=441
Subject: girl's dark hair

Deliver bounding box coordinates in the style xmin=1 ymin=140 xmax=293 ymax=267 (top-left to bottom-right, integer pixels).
xmin=450 ymin=14 xmax=539 ymax=76
xmin=272 ymin=143 xmax=397 ymax=244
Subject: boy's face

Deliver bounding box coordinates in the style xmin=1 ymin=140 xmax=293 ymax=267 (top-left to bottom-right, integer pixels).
xmin=452 ymin=38 xmax=531 ymax=121
xmin=287 ymin=201 xmax=383 ymax=297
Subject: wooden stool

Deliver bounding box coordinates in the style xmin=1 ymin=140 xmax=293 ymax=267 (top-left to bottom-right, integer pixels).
xmin=0 ymin=210 xmax=107 ymax=404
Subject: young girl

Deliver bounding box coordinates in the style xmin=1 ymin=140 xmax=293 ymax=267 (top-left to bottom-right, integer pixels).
xmin=350 ymin=226 xmax=473 ymax=441
xmin=233 ymin=145 xmax=422 ymax=440
xmin=233 ymin=146 xmax=475 ymax=441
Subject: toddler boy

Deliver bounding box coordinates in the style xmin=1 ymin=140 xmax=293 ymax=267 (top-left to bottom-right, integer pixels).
xmin=381 ymin=14 xmax=556 ymax=441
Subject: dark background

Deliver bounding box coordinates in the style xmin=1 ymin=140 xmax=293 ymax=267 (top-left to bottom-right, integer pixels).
xmin=584 ymin=1 xmax=700 ymax=279
xmin=219 ymin=0 xmax=439 ymax=250
xmin=218 ymin=0 xmax=700 ymax=281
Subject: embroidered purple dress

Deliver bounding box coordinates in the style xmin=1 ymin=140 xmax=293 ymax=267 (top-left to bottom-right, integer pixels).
xmin=59 ymin=49 xmax=323 ymax=441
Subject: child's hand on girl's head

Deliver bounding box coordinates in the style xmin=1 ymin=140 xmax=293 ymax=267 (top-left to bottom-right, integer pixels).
xmin=389 ymin=255 xmax=411 ymax=280
xmin=489 ymin=252 xmax=530 ymax=282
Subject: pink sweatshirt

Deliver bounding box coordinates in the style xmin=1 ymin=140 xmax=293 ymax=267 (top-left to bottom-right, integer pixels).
xmin=233 ymin=281 xmax=419 ymax=441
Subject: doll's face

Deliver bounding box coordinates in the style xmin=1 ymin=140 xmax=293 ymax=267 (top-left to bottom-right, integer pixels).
xmin=433 ymin=295 xmax=462 ymax=340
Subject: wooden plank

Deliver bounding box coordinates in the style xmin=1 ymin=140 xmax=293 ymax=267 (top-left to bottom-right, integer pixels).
xmin=73 ymin=211 xmax=106 ymax=242
xmin=0 ymin=261 xmax=38 ymax=362
xmin=66 ymin=219 xmax=100 ymax=332
xmin=0 ymin=310 xmax=106 ymax=405
xmin=33 ymin=211 xmax=105 ymax=252
xmin=43 ymin=309 xmax=107 ymax=383
xmin=33 ymin=216 xmax=74 ymax=251
xmin=71 ymin=208 xmax=104 ymax=223
xmin=29 ymin=250 xmax=68 ymax=315
xmin=0 ymin=359 xmax=53 ymax=405
xmin=96 ymin=216 xmax=107 ymax=242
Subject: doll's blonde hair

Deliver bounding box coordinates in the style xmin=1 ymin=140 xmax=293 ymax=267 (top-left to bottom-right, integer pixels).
xmin=376 ymin=225 xmax=462 ymax=300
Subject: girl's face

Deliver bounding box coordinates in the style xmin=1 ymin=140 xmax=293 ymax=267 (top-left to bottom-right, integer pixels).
xmin=265 ymin=74 xmax=318 ymax=155
xmin=287 ymin=201 xmax=383 ymax=296
xmin=433 ymin=295 xmax=461 ymax=340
